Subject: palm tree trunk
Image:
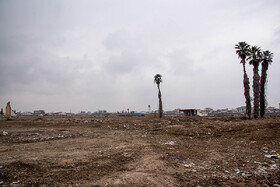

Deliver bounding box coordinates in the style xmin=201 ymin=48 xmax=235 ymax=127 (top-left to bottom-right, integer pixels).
xmin=157 ymin=84 xmax=163 ymax=118
xmin=260 ymin=63 xmax=268 ymax=118
xmin=253 ymin=64 xmax=260 ymax=118
xmin=243 ymin=63 xmax=251 ymax=119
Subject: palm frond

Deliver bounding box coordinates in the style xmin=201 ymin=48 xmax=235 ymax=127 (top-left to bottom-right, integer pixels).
xmin=263 ymin=50 xmax=273 ymax=64
xmin=235 ymin=42 xmax=250 ymax=62
xmin=154 ymin=74 xmax=162 ymax=84
xmin=248 ymin=46 xmax=262 ymax=65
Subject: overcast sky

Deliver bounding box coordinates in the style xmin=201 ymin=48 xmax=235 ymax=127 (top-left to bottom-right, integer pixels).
xmin=0 ymin=0 xmax=279 ymax=113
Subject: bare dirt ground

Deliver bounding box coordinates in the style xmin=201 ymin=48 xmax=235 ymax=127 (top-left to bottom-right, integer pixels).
xmin=0 ymin=115 xmax=280 ymax=186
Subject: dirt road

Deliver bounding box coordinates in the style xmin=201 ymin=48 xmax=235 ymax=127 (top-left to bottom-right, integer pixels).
xmin=0 ymin=115 xmax=279 ymax=186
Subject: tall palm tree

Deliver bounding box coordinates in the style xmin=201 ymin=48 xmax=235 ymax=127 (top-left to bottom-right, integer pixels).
xmin=154 ymin=74 xmax=163 ymax=118
xmin=248 ymin=46 xmax=262 ymax=118
xmin=235 ymin=42 xmax=251 ymax=119
xmin=260 ymin=50 xmax=273 ymax=118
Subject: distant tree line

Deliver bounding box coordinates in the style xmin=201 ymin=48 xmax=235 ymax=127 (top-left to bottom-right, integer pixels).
xmin=235 ymin=42 xmax=273 ymax=119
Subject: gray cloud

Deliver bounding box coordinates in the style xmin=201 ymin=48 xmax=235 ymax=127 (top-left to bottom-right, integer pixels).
xmin=0 ymin=0 xmax=279 ymax=112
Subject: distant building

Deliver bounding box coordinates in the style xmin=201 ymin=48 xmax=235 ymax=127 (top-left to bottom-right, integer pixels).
xmin=34 ymin=110 xmax=45 ymax=115
xmin=95 ymin=110 xmax=107 ymax=115
xmin=164 ymin=110 xmax=177 ymax=115
xmin=266 ymin=106 xmax=277 ymax=113
xmin=204 ymin=107 xmax=214 ymax=114
xmin=213 ymin=108 xmax=232 ymax=114
xmin=197 ymin=110 xmax=208 ymax=116
xmin=210 ymin=108 xmax=238 ymax=115
xmin=21 ymin=112 xmax=33 ymax=116
xmin=179 ymin=109 xmax=198 ymax=116
xmin=236 ymin=106 xmax=246 ymax=113
xmin=164 ymin=109 xmax=180 ymax=115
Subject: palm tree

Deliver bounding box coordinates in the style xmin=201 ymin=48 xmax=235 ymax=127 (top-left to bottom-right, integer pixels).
xmin=248 ymin=46 xmax=262 ymax=118
xmin=260 ymin=50 xmax=273 ymax=118
xmin=154 ymin=74 xmax=163 ymax=118
xmin=235 ymin=42 xmax=251 ymax=119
